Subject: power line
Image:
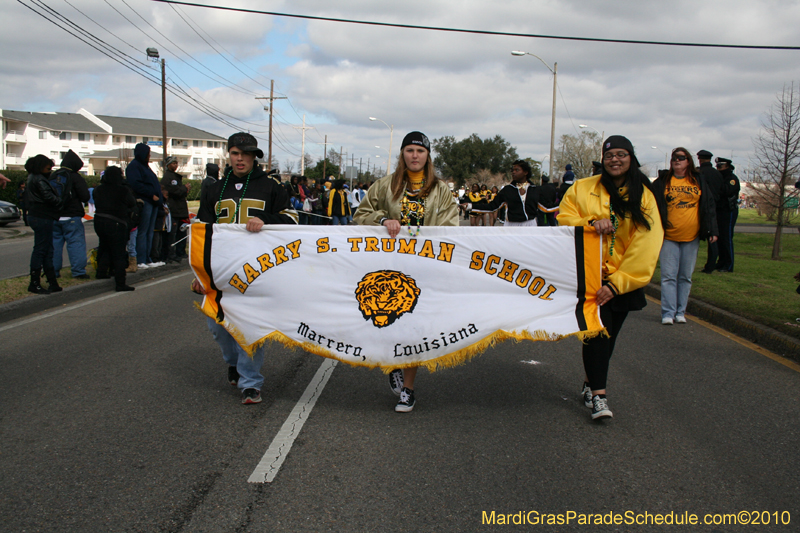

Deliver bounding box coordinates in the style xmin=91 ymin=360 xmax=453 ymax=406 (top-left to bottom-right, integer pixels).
xmin=151 ymin=0 xmax=800 ymax=51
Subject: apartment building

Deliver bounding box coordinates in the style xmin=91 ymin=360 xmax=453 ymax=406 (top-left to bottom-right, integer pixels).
xmin=1 ymin=108 xmax=227 ymax=179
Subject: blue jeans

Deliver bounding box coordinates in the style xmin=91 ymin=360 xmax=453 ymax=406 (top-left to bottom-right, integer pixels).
xmin=331 ymin=215 xmax=348 ymax=225
xmin=53 ymin=217 xmax=87 ymax=276
xmin=660 ymin=238 xmax=699 ymax=319
xmin=29 ymin=215 xmax=55 ymax=272
xmin=207 ymin=318 xmax=266 ymax=390
xmin=135 ymin=202 xmax=159 ymax=264
xmin=127 ymin=227 xmax=137 ymax=257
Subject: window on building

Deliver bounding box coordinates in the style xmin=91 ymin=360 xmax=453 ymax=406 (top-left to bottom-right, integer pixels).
xmin=207 ymin=141 xmax=213 ymax=148
xmin=50 ymin=151 xmax=59 ymax=157
xmin=51 ymin=131 xmax=59 ymax=137
xmin=214 ymin=142 xmax=220 ymax=148
xmin=207 ymin=158 xmax=214 ymax=163
xmin=125 ymin=136 xmax=136 ymax=144
xmin=193 ymin=140 xmax=200 ymax=147
xmin=39 ymin=131 xmax=47 ymax=139
xmin=193 ymin=158 xmax=202 ymax=165
xmin=59 ymin=132 xmax=72 ymax=141
xmin=78 ymin=133 xmax=88 ymax=141
xmin=142 ymin=137 xmax=149 ymax=144
xmin=114 ymin=136 xmax=121 ymax=144
xmin=172 ymin=139 xmax=182 ymax=146
xmin=60 ymin=151 xmax=68 ymax=159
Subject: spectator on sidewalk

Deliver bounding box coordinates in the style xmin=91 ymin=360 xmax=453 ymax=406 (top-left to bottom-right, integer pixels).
xmin=161 ymin=156 xmax=189 ymax=261
xmin=25 ymin=155 xmax=64 ymax=295
xmin=696 ymin=150 xmax=725 ymax=274
xmin=52 ymin=150 xmax=90 ymax=279
xmin=714 ymin=157 xmax=741 ymax=272
xmin=93 ymin=166 xmax=136 ymax=292
xmin=126 ymin=143 xmax=164 ymax=269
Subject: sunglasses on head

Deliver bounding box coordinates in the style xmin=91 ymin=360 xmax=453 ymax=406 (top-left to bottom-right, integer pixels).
xmin=671 ymin=155 xmax=687 ymax=162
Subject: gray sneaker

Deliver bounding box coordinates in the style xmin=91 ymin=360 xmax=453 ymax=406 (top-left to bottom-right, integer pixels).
xmin=389 ymin=369 xmax=404 ymax=396
xmin=581 ymin=382 xmax=593 ymax=408
xmin=395 ymin=387 xmax=415 ymax=413
xmin=591 ymin=395 xmax=612 ymax=420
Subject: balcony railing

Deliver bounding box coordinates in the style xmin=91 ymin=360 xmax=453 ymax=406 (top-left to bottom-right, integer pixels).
xmin=4 ymin=131 xmax=27 ymax=143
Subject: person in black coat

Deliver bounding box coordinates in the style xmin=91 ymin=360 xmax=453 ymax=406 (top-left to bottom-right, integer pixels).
xmin=465 ymin=159 xmax=540 ymax=226
xmin=536 ymin=175 xmax=559 ymax=226
xmin=696 ymin=150 xmax=725 ymax=273
xmin=715 ymin=157 xmax=741 ymax=272
xmin=52 ymin=149 xmax=91 ymax=278
xmin=93 ymin=166 xmax=136 ymax=291
xmin=25 ymin=154 xmax=64 ymax=294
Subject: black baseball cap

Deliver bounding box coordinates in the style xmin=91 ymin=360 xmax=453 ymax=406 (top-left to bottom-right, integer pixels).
xmin=227 ymin=132 xmax=264 ymax=159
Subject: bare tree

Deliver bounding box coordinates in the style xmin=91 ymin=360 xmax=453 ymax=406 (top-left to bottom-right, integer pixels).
xmin=752 ymin=82 xmax=800 ymax=259
xmin=553 ymin=131 xmax=601 ymax=181
xmin=283 ymin=158 xmax=296 ymax=174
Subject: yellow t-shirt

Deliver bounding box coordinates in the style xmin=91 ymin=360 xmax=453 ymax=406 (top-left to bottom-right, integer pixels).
xmin=664 ymin=176 xmax=701 ymax=242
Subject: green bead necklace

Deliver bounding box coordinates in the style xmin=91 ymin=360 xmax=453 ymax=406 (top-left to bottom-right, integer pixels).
xmin=215 ymin=167 xmax=253 ymax=223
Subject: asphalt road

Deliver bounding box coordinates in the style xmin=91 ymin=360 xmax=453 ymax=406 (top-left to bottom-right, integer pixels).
xmin=0 ymin=270 xmax=798 ymax=532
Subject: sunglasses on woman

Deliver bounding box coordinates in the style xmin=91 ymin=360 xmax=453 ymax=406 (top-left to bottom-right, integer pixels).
xmin=671 ymin=155 xmax=687 ymax=162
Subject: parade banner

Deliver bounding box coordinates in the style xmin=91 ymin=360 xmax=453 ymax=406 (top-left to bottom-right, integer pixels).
xmin=189 ymin=225 xmax=603 ymax=371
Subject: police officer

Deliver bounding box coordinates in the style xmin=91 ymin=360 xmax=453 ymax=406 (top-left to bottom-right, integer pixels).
xmin=715 ymin=157 xmax=740 ymax=272
xmin=696 ymin=150 xmax=725 ymax=273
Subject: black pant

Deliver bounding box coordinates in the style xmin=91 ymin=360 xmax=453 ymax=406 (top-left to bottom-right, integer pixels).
xmin=168 ymin=220 xmax=187 ymax=258
xmin=95 ymin=217 xmax=129 ymax=288
xmin=583 ymin=303 xmax=629 ymax=391
xmin=29 ymin=215 xmax=54 ymax=272
xmin=716 ymin=210 xmax=734 ymax=271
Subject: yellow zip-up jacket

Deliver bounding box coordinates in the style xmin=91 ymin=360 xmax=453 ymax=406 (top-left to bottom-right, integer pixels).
xmin=557 ymin=174 xmax=664 ymax=296
xmin=353 ymin=175 xmax=458 ymax=227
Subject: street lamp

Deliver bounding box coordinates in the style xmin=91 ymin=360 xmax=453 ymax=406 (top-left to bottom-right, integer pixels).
xmin=651 ymin=146 xmax=668 ymax=171
xmin=369 ymin=117 xmax=393 ymax=176
xmin=512 ymin=50 xmax=557 ymax=180
xmin=579 ymin=124 xmax=604 ymax=161
xmin=146 ymin=48 xmax=167 ymax=162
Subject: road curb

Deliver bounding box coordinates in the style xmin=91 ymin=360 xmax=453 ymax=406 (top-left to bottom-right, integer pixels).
xmin=0 ymin=262 xmax=191 ymax=325
xmin=644 ymin=283 xmax=800 ymax=363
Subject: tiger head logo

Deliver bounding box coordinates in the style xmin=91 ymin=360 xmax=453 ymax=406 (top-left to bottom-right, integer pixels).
xmin=355 ymin=270 xmax=421 ymax=328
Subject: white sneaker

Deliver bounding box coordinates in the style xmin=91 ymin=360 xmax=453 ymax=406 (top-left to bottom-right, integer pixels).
xmin=675 ymin=315 xmax=687 ymax=324
xmin=389 ymin=369 xmax=404 ymax=396
xmin=137 ymin=263 xmax=150 ymax=269
xmin=662 ymin=317 xmax=673 ymax=325
xmin=147 ymin=262 xmax=165 ymax=267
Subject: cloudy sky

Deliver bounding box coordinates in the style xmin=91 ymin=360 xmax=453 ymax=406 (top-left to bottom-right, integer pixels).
xmin=4 ymin=0 xmax=800 ymax=177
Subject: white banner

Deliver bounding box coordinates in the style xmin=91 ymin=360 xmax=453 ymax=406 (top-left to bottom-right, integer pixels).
xmin=189 ymin=225 xmax=603 ymax=371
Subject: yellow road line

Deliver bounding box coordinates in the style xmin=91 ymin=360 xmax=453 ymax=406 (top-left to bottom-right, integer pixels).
xmin=645 ymin=295 xmax=800 ymax=373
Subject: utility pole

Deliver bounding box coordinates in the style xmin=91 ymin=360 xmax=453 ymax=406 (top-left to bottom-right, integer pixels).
xmin=293 ymin=114 xmax=314 ymax=175
xmin=255 ymin=80 xmax=286 ymax=171
xmin=322 ymin=135 xmax=327 ymax=182
xmin=161 ymin=58 xmax=167 ymax=162
xmin=339 ymin=147 xmax=343 ymax=178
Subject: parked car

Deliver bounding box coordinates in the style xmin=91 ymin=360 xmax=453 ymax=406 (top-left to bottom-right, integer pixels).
xmin=0 ymin=200 xmax=21 ymax=226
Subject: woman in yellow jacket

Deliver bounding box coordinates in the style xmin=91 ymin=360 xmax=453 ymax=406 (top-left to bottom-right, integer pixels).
xmin=354 ymin=131 xmax=459 ymax=413
xmin=327 ymin=179 xmax=352 ymax=225
xmin=557 ymin=136 xmax=665 ymax=420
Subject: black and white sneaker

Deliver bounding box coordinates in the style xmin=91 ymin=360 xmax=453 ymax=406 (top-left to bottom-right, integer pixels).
xmin=242 ymin=388 xmax=262 ymax=404
xmin=228 ymin=366 xmax=240 ymax=386
xmin=389 ymin=369 xmax=404 ymax=396
xmin=395 ymin=387 xmax=415 ymax=413
xmin=581 ymin=382 xmax=593 ymax=408
xmin=591 ymin=395 xmax=612 ymax=420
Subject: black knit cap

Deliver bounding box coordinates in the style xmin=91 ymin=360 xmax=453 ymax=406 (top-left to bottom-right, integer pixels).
xmin=400 ymin=131 xmax=430 ymax=152
xmin=602 ymin=135 xmax=640 ymax=167
xmin=227 ymin=132 xmax=264 ymax=159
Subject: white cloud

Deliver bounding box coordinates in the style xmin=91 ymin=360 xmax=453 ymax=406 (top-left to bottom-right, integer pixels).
xmin=3 ymin=0 xmax=799 ymax=174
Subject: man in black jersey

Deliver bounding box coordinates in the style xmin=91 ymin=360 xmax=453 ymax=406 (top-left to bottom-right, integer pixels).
xmin=192 ymin=132 xmax=297 ymax=405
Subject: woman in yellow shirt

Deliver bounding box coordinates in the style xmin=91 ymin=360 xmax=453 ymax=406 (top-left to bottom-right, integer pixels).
xmin=652 ymin=148 xmax=718 ymax=325
xmin=557 ymin=136 xmax=665 ymax=420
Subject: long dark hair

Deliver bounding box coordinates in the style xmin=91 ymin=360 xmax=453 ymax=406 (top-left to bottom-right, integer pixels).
xmin=600 ymin=163 xmax=663 ymax=231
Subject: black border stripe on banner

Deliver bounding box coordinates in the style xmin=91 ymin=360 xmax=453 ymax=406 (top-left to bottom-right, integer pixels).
xmin=573 ymin=226 xmax=588 ymax=331
xmin=202 ymin=223 xmax=225 ymax=322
